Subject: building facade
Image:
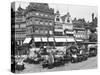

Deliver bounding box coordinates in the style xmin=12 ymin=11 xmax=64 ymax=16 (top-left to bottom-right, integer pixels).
xmin=25 ymin=3 xmax=55 ymax=47
xmin=54 ymin=11 xmax=63 ymax=36
xmin=11 ymin=5 xmax=26 ymax=46
xmin=62 ymin=12 xmax=75 ymax=43
xmin=72 ymin=19 xmax=89 ymax=42
xmin=73 ymin=27 xmax=87 ymax=42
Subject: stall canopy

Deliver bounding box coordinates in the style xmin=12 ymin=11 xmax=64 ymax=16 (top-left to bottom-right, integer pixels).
xmin=76 ymin=39 xmax=83 ymax=42
xmin=48 ymin=37 xmax=54 ymax=42
xmin=66 ymin=31 xmax=74 ymax=34
xmin=42 ymin=37 xmax=47 ymax=42
xmin=23 ymin=37 xmax=32 ymax=44
xmin=55 ymin=38 xmax=66 ymax=42
xmin=34 ymin=37 xmax=41 ymax=42
xmin=66 ymin=38 xmax=75 ymax=42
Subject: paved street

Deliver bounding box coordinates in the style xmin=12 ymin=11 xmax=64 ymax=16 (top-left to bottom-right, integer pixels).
xmin=16 ymin=57 xmax=97 ymax=73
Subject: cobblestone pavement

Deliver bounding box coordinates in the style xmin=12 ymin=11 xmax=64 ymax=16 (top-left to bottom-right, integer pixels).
xmin=16 ymin=56 xmax=97 ymax=73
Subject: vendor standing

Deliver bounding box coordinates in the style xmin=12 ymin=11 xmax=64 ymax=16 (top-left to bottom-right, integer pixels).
xmin=16 ymin=58 xmax=25 ymax=71
xmin=47 ymin=50 xmax=54 ymax=69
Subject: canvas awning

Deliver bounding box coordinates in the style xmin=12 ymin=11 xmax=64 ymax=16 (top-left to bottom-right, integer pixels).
xmin=42 ymin=37 xmax=47 ymax=42
xmin=23 ymin=37 xmax=32 ymax=44
xmin=55 ymin=29 xmax=63 ymax=32
xmin=34 ymin=37 xmax=41 ymax=42
xmin=48 ymin=37 xmax=54 ymax=42
xmin=66 ymin=31 xmax=74 ymax=34
xmin=55 ymin=38 xmax=66 ymax=42
xmin=66 ymin=38 xmax=75 ymax=42
xmin=76 ymin=39 xmax=83 ymax=42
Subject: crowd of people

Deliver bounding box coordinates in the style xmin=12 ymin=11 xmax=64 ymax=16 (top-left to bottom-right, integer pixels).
xmin=11 ymin=42 xmax=97 ymax=72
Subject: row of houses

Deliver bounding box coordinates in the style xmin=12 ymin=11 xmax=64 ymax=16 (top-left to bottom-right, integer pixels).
xmin=11 ymin=2 xmax=93 ymax=47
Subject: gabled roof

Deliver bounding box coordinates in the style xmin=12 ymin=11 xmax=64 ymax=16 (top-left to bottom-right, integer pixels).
xmin=15 ymin=6 xmax=25 ymax=17
xmin=25 ymin=3 xmax=54 ymax=14
xmin=61 ymin=12 xmax=71 ymax=22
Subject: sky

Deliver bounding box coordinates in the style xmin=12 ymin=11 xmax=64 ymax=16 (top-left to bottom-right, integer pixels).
xmin=14 ymin=1 xmax=98 ymax=22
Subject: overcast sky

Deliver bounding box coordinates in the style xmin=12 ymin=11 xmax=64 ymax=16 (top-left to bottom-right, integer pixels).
xmin=15 ymin=1 xmax=98 ymax=22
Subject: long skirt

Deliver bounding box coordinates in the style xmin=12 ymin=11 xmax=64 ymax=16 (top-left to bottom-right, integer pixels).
xmin=16 ymin=64 xmax=25 ymax=71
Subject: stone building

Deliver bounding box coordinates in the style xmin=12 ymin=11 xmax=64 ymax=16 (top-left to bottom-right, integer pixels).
xmin=61 ymin=12 xmax=75 ymax=43
xmin=24 ymin=3 xmax=55 ymax=47
xmin=72 ymin=18 xmax=89 ymax=43
xmin=11 ymin=4 xmax=26 ymax=46
xmin=54 ymin=10 xmax=63 ymax=36
xmin=73 ymin=27 xmax=87 ymax=42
